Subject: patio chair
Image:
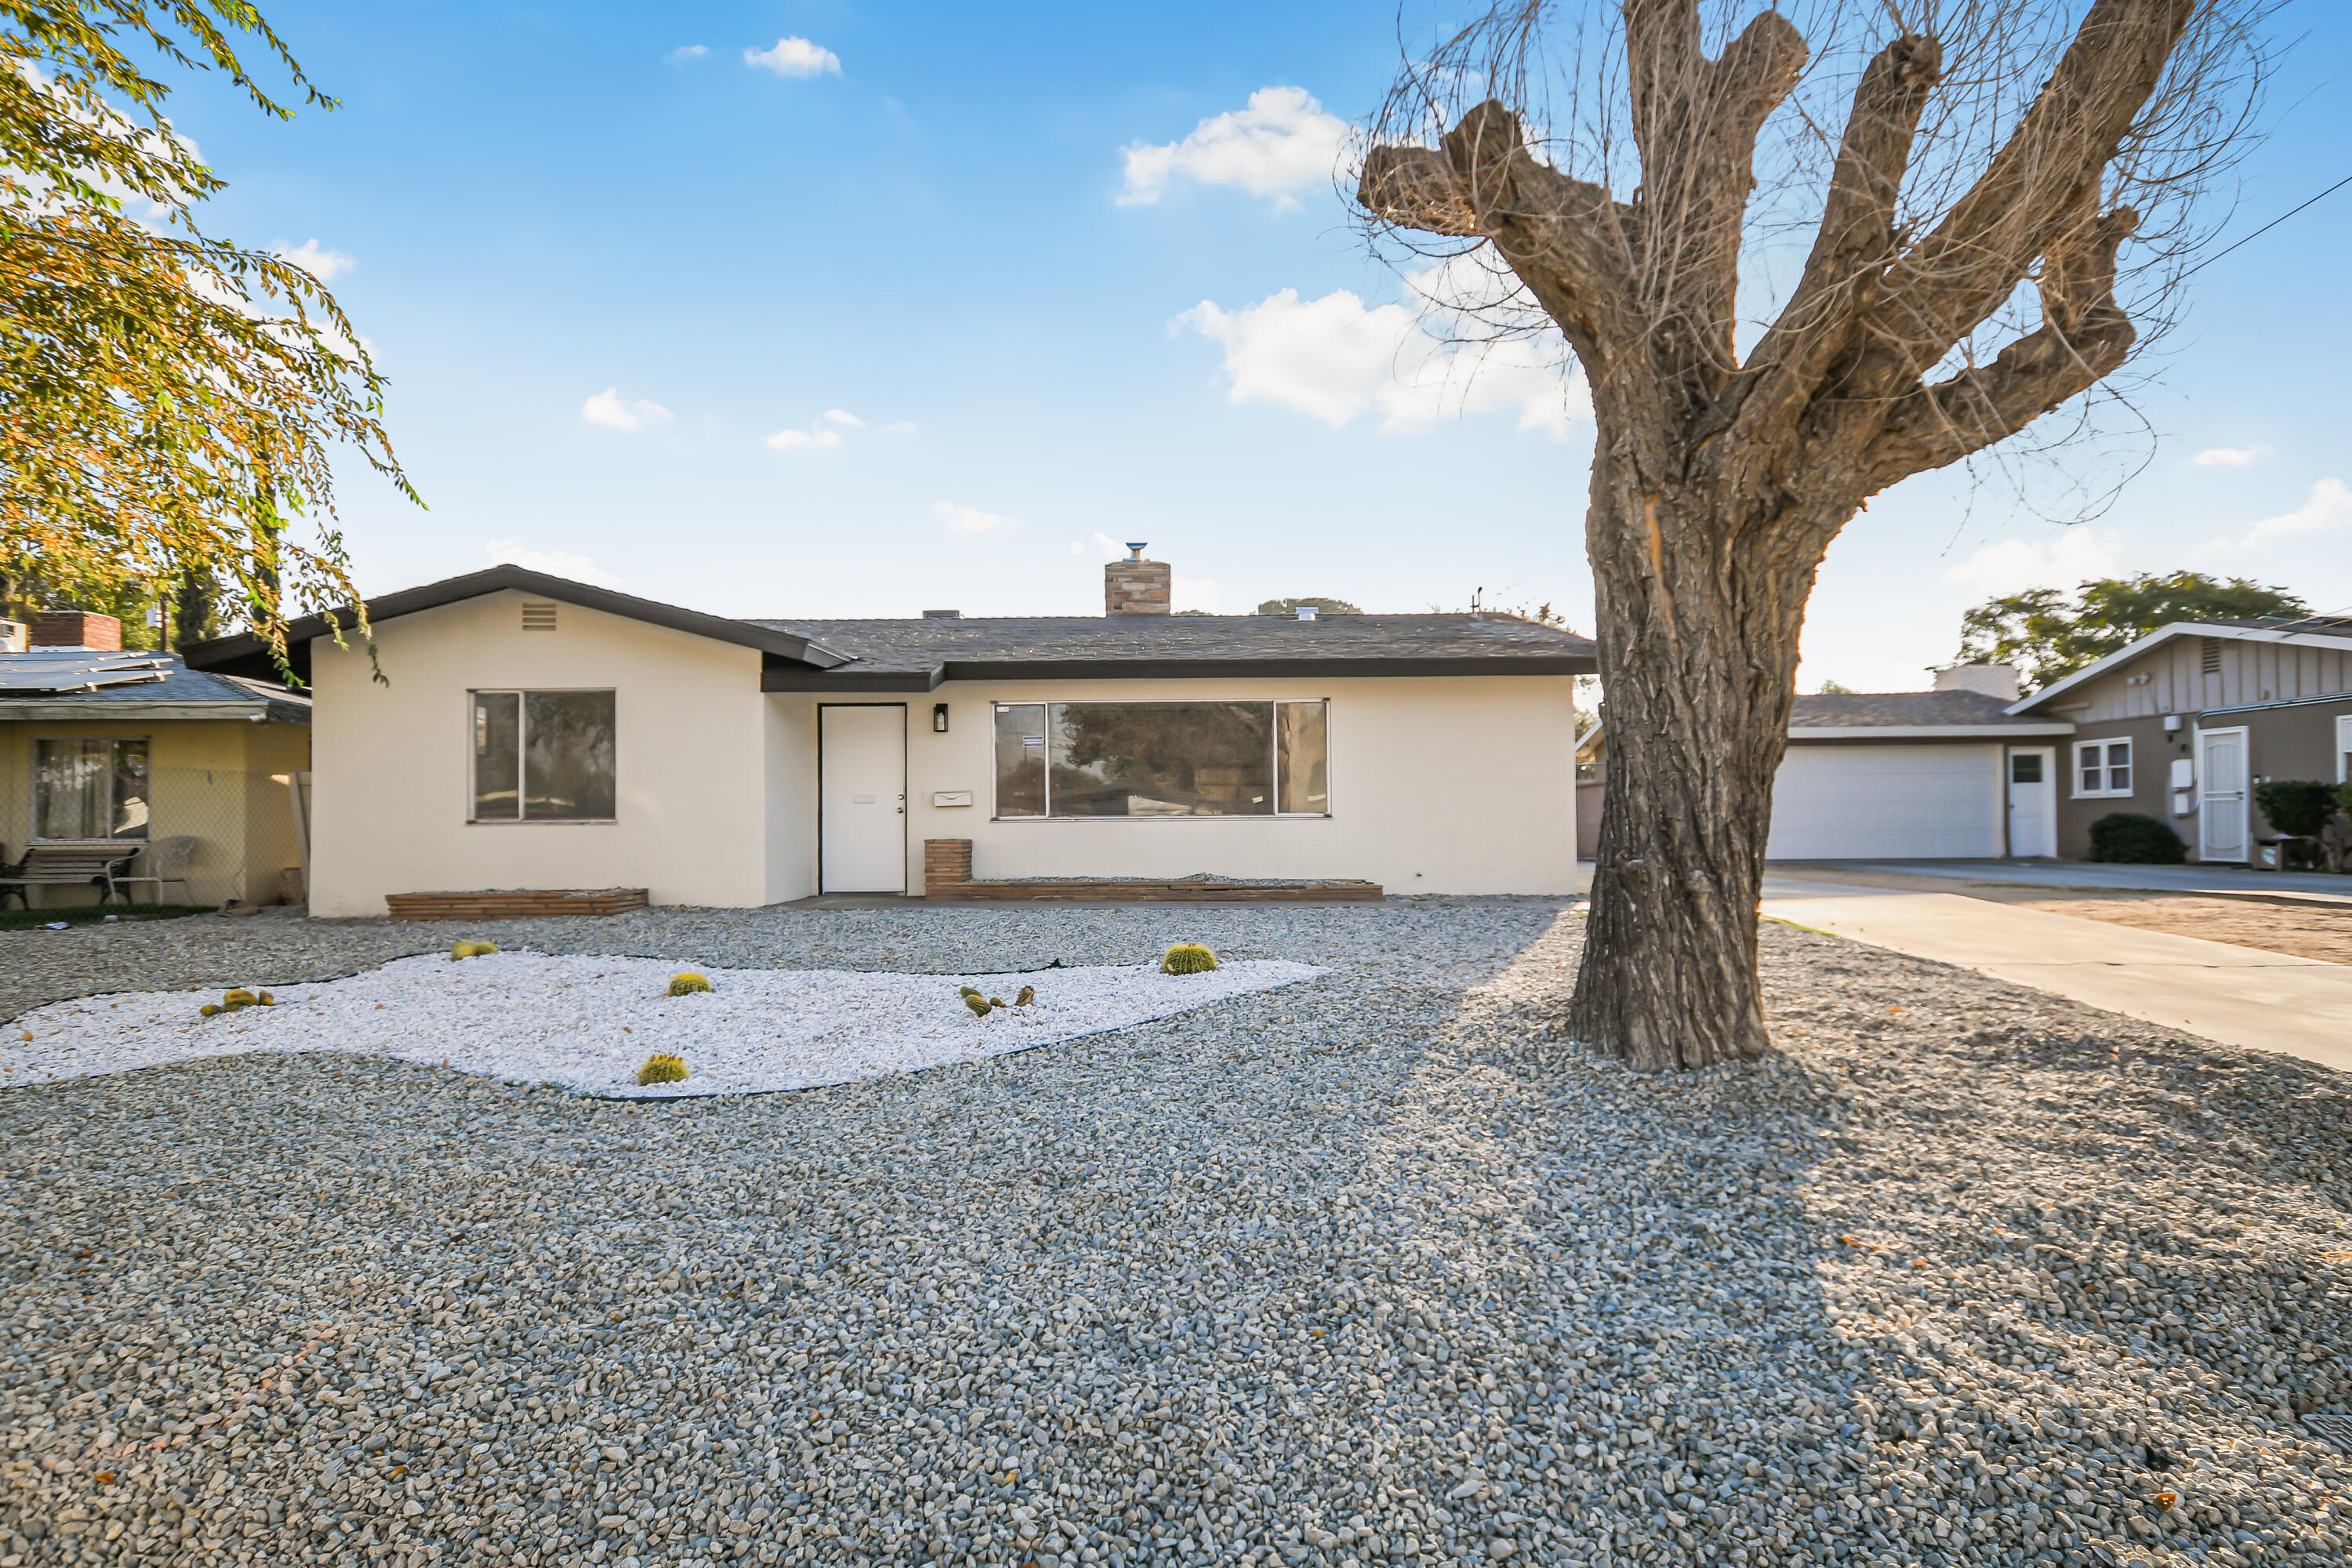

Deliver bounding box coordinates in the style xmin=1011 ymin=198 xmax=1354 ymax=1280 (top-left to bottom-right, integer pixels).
xmin=111 ymin=835 xmax=198 ymax=906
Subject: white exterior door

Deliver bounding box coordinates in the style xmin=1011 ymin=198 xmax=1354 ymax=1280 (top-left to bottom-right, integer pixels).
xmin=819 ymin=705 xmax=907 ymax=893
xmin=2197 ymin=726 xmax=2249 ymax=863
xmin=2005 ymin=747 xmax=2056 ymax=858
xmin=1766 ymin=744 xmax=2003 ymax=859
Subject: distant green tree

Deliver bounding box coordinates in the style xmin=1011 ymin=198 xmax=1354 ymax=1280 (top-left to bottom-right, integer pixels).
xmin=1958 ymin=572 xmax=2310 ymax=691
xmin=1815 ymin=678 xmax=1855 ymax=695
xmin=1257 ymin=597 xmax=1362 ymax=616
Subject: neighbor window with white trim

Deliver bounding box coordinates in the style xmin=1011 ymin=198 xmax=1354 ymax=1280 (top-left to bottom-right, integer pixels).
xmin=2074 ymin=738 xmax=2132 ymax=797
xmin=32 ymin=738 xmax=149 ymax=840
xmin=992 ymin=700 xmax=1330 ymax=818
xmin=470 ymin=690 xmax=616 ymax=822
xmin=2337 ymin=713 xmax=2351 ymax=783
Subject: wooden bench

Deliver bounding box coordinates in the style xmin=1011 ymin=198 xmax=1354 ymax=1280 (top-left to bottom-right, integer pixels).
xmin=0 ymin=842 xmax=140 ymax=909
xmin=385 ymin=887 xmax=650 ymax=920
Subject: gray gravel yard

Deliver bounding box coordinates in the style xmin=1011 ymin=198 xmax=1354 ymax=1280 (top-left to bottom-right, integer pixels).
xmin=2 ymin=901 xmax=2348 ymax=1568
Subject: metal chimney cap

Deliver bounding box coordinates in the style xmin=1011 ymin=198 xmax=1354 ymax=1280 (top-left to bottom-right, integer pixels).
xmin=1297 ymin=605 xmax=1318 ymax=622
xmin=1124 ymin=542 xmax=1149 ymax=560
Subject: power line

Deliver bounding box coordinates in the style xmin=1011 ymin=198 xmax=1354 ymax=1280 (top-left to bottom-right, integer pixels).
xmin=2179 ymin=172 xmax=2352 ymax=279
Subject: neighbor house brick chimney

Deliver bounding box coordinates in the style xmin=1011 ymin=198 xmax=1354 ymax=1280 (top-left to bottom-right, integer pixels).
xmin=32 ymin=611 xmax=122 ymax=651
xmin=1105 ymin=542 xmax=1171 ymax=615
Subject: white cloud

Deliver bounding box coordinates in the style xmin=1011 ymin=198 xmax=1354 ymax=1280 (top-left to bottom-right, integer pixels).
xmin=822 ymin=408 xmax=864 ymax=427
xmin=1118 ymin=85 xmax=1347 ymax=210
xmin=483 ymin=541 xmax=622 ymax=590
xmin=2238 ymin=477 xmax=2352 ymax=546
xmin=764 ymin=426 xmax=843 ymax=451
xmin=1174 ymin=256 xmax=1588 ymax=437
xmin=1174 ymin=575 xmax=1219 ymax=613
xmin=1093 ymin=532 xmax=1127 ymax=561
xmin=581 ymin=387 xmax=672 ymax=432
xmin=935 ymin=501 xmax=1017 ymax=535
xmin=274 ymin=238 xmax=354 ymax=281
xmin=668 ymin=44 xmax=708 ymax=62
xmin=745 ymin=36 xmax=840 ymax=78
xmin=2191 ymin=445 xmax=2261 ymax=467
xmin=1942 ymin=528 xmax=2122 ymax=595
xmin=886 ymin=419 xmax=918 ymax=435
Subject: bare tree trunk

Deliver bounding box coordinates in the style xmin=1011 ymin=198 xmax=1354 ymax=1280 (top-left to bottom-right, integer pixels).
xmin=1566 ymin=448 xmax=1823 ymax=1069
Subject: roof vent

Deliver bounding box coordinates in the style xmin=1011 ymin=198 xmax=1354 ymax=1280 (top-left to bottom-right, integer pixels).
xmin=2200 ymin=637 xmax=2221 ymax=675
xmin=1297 ymin=605 xmax=1318 ymax=622
xmin=921 ymin=609 xmax=962 ymax=620
xmin=1125 ymin=541 xmax=1148 ymax=561
xmin=521 ymin=601 xmax=558 ymax=632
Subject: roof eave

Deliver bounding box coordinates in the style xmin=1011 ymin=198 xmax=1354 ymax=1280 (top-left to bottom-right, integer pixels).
xmin=2008 ymin=620 xmax=2352 ymax=714
xmin=1788 ymin=722 xmax=2077 ymax=740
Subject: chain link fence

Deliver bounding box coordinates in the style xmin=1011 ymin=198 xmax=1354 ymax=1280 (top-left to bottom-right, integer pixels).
xmin=0 ymin=731 xmax=306 ymax=909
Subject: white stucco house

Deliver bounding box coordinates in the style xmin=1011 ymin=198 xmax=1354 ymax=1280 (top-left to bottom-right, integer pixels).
xmin=183 ymin=554 xmax=1594 ymax=916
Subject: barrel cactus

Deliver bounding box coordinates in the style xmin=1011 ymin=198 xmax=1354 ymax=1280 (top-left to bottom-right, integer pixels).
xmin=636 ymin=1054 xmax=689 ymax=1087
xmin=667 ymin=972 xmax=713 ymax=997
xmin=450 ymin=939 xmax=499 ymax=961
xmin=221 ymin=989 xmax=259 ymax=1010
xmin=964 ymin=992 xmax=994 ymax=1019
xmin=1160 ymin=943 xmax=1218 ymax=975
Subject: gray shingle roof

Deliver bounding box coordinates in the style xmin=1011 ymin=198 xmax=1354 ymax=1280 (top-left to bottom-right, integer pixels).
xmin=1791 ymin=690 xmax=2046 ymax=728
xmin=753 ymin=613 xmax=1595 ymax=688
xmin=0 ymin=652 xmax=308 ymax=720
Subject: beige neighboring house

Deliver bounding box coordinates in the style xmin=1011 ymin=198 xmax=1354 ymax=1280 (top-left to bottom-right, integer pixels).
xmin=182 ymin=553 xmax=1595 ymax=916
xmin=1 ymin=612 xmax=310 ymax=908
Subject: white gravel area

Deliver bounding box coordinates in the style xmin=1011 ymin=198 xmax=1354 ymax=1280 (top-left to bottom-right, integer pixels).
xmin=2 ymin=900 xmax=2348 ymax=1568
xmin=2 ymin=949 xmax=1321 ymax=1098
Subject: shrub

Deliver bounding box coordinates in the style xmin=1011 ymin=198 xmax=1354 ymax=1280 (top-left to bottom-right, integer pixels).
xmin=636 ymin=1054 xmax=688 ymax=1086
xmin=450 ymin=939 xmax=499 ymax=960
xmin=1015 ymin=985 xmax=1035 ymax=1007
xmin=2085 ymin=812 xmax=2187 ymax=865
xmin=667 ymin=972 xmax=713 ymax=996
xmin=1161 ymin=943 xmax=1218 ymax=975
xmin=221 ymin=989 xmax=258 ymax=1010
xmin=2253 ymin=779 xmax=2341 ymax=840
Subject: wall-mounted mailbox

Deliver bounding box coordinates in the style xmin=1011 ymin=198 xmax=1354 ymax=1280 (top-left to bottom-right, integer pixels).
xmin=931 ymin=790 xmax=975 ymax=808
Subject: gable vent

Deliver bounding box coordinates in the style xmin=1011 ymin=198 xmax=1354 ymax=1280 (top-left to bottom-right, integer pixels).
xmin=2199 ymin=637 xmax=2220 ymax=675
xmin=521 ymin=601 xmax=559 ymax=632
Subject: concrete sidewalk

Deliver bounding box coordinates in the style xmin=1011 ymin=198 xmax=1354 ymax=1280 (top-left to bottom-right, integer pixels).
xmin=1759 ymin=881 xmax=2352 ymax=1074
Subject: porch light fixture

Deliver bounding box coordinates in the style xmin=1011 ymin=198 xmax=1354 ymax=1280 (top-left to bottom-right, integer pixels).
xmin=932 ymin=702 xmax=949 ymax=734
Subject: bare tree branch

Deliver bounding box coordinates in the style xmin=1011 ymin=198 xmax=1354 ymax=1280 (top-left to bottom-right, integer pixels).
xmin=1876 ymin=0 xmax=2195 ymax=372
xmin=1866 ymin=203 xmax=2140 ymax=486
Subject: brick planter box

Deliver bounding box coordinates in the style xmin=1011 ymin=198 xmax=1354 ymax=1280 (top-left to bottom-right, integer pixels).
xmin=385 ymin=887 xmax=649 ymax=920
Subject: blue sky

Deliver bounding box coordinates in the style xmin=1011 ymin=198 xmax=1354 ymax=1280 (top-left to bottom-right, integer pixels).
xmin=170 ymin=2 xmax=2352 ymax=690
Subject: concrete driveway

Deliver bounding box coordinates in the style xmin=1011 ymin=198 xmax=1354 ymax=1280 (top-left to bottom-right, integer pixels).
xmin=1773 ymin=857 xmax=2352 ymax=906
xmin=1759 ymin=874 xmax=2352 ymax=1074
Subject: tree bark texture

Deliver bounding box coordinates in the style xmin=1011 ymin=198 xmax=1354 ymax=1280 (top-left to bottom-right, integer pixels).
xmin=1360 ymin=1 xmax=2193 ymax=1069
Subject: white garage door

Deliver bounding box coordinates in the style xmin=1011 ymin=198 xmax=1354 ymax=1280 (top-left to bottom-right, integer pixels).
xmin=1766 ymin=743 xmax=2002 ymax=860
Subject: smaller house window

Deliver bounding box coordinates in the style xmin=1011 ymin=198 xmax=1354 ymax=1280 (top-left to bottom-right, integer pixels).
xmin=470 ymin=690 xmax=616 ymax=822
xmin=2337 ymin=713 xmax=2351 ymax=784
xmin=33 ymin=738 xmax=150 ymax=840
xmin=2074 ymin=738 xmax=2132 ymax=798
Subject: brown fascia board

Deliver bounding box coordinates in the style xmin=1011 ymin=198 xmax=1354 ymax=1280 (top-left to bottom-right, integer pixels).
xmin=180 ymin=566 xmax=853 ymax=682
xmin=760 ymin=654 xmax=1595 ymax=691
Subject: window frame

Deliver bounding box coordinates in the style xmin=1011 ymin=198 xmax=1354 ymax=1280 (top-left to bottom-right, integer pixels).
xmin=466 ymin=688 xmax=619 ymax=825
xmin=2336 ymin=713 xmax=2351 ymax=785
xmin=989 ymin=698 xmax=1332 ymax=822
xmin=2071 ymin=736 xmax=2134 ymax=799
xmin=31 ymin=735 xmax=151 ymax=842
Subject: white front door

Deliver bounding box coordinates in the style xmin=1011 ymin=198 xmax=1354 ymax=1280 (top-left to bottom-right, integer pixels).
xmin=2005 ymin=747 xmax=2056 ymax=858
xmin=2197 ymin=726 xmax=2249 ymax=863
xmin=819 ymin=705 xmax=907 ymax=893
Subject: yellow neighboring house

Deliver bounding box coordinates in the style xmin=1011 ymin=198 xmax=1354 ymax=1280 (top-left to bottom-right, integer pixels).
xmin=1 ymin=613 xmax=310 ymax=909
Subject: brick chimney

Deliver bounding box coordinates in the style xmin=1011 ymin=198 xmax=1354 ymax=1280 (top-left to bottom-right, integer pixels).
xmin=1105 ymin=543 xmax=1171 ymax=615
xmin=32 ymin=610 xmax=122 ymax=651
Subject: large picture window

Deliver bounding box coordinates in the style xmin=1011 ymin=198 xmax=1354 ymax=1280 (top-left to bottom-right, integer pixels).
xmin=992 ymin=700 xmax=1329 ymax=818
xmin=471 ymin=690 xmax=616 ymax=822
xmin=33 ymin=738 xmax=150 ymax=840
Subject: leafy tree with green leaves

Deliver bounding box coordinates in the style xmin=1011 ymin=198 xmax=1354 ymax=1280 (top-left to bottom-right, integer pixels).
xmin=1958 ymin=572 xmax=2308 ymax=691
xmin=0 ymin=1 xmax=416 ymax=674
